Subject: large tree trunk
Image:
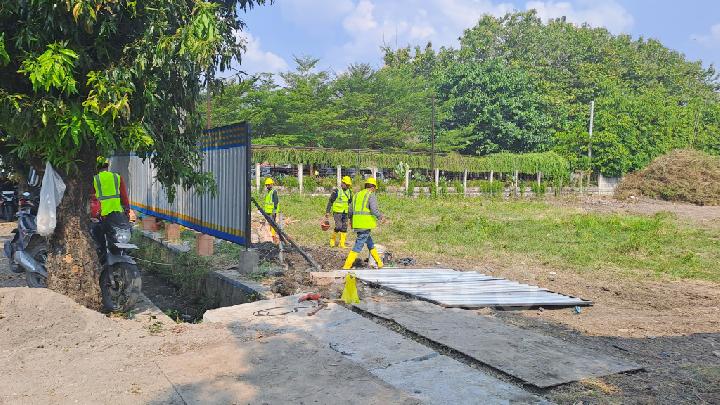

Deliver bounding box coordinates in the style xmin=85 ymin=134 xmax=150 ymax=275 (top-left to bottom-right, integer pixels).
xmin=46 ymin=158 xmax=103 ymax=310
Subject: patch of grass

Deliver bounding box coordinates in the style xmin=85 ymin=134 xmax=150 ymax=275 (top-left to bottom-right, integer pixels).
xmin=132 ymin=233 xmax=212 ymax=296
xmin=276 ymin=194 xmax=720 ymax=282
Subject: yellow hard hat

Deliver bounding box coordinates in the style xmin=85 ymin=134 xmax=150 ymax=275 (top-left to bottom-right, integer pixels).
xmin=342 ymin=176 xmax=352 ymax=186
xmin=96 ymin=156 xmax=109 ymax=169
xmin=264 ymin=178 xmax=274 ymax=185
xmin=365 ymin=177 xmax=378 ymax=187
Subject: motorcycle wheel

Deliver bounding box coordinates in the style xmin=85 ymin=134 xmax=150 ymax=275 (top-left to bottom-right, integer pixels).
xmin=24 ymin=243 xmax=48 ymax=288
xmin=100 ymin=262 xmax=142 ymax=312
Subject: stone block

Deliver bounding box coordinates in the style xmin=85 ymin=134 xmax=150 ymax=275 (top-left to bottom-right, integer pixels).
xmin=196 ymin=233 xmax=214 ymax=256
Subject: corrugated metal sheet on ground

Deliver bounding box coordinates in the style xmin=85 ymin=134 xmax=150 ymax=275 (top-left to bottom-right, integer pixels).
xmin=344 ymin=269 xmax=591 ymax=308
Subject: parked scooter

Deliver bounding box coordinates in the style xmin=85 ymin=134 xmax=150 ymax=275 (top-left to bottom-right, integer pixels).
xmin=1 ymin=189 xmax=17 ymax=221
xmin=3 ymin=191 xmax=47 ymax=288
xmin=4 ymin=194 xmax=141 ymax=311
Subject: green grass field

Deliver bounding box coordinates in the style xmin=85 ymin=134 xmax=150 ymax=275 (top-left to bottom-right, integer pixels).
xmin=272 ymin=194 xmax=720 ymax=282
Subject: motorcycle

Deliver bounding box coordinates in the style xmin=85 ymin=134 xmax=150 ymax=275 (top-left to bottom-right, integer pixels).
xmin=1 ymin=190 xmax=17 ymax=221
xmin=3 ymin=191 xmax=48 ymax=288
xmin=4 ymin=194 xmax=142 ymax=311
xmin=91 ymin=212 xmax=142 ymax=312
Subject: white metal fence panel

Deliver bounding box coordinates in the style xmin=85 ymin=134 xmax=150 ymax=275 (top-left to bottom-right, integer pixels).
xmin=110 ymin=123 xmax=251 ymax=246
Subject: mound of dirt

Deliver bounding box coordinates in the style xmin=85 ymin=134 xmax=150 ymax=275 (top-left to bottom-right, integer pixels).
xmin=615 ymin=149 xmax=720 ymax=206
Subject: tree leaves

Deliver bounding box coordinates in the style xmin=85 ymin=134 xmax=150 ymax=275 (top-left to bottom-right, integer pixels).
xmin=18 ymin=43 xmax=79 ymax=95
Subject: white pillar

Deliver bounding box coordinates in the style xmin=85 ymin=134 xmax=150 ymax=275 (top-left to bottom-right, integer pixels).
xmin=298 ymin=163 xmax=304 ymax=194
xmin=405 ymin=168 xmax=411 ymax=194
xmin=463 ymin=169 xmax=468 ymax=197
xmin=514 ymin=170 xmax=519 ymax=196
xmin=434 ymin=168 xmax=440 ymax=189
xmin=336 ymin=165 xmax=342 ymax=188
xmin=371 ymin=167 xmax=377 ymax=179
xmin=537 ymin=172 xmax=542 ymax=186
xmin=489 ymin=171 xmax=494 ymax=183
xmin=255 ymin=163 xmax=261 ymax=194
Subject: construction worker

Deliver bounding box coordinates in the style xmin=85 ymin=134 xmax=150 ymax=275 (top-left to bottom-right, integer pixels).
xmin=90 ymin=157 xmax=131 ymax=258
xmin=263 ymin=178 xmax=279 ymax=244
xmin=343 ymin=177 xmax=385 ymax=269
xmin=326 ymin=176 xmax=353 ymax=248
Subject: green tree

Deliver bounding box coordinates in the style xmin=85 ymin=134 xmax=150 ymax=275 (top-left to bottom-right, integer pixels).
xmin=0 ymin=0 xmax=265 ymax=309
xmin=437 ymin=58 xmax=554 ymax=154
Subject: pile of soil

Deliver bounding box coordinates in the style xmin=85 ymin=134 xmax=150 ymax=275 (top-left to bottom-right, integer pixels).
xmin=615 ymin=149 xmax=720 ymax=205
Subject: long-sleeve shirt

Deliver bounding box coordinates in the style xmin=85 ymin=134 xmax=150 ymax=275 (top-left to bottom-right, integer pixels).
xmin=349 ymin=191 xmax=383 ymax=221
xmin=90 ymin=174 xmax=129 ymax=218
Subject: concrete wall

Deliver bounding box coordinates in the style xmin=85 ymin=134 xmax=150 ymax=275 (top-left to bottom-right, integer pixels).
xmin=598 ymin=174 xmax=622 ymax=195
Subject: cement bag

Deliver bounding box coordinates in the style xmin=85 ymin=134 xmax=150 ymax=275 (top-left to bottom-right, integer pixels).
xmin=36 ymin=162 xmax=67 ymax=236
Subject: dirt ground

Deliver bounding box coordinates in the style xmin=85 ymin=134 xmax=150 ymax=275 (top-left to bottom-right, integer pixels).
xmin=0 ymin=288 xmax=417 ymax=405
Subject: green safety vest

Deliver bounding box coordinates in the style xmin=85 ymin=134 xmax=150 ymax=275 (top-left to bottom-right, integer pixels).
xmin=332 ymin=188 xmax=352 ymax=214
xmin=352 ymin=189 xmax=376 ymax=230
xmin=264 ymin=189 xmax=278 ymax=214
xmin=94 ymin=171 xmax=123 ymax=216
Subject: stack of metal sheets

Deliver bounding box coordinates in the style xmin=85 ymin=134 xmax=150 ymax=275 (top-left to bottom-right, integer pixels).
xmin=345 ymin=269 xmax=592 ymax=308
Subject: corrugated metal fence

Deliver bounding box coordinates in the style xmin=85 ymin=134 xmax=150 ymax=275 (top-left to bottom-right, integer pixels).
xmin=110 ymin=123 xmax=251 ymax=246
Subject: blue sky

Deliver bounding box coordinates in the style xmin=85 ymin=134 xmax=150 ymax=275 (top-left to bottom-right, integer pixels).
xmin=230 ymin=0 xmax=720 ymax=77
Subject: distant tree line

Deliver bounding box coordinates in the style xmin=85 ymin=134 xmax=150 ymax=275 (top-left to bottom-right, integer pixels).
xmin=209 ymin=11 xmax=720 ymax=177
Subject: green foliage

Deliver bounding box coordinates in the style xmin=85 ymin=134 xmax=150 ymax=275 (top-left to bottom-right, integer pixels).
xmin=18 ymin=43 xmax=79 ymax=95
xmin=531 ymin=182 xmax=547 ymax=196
xmin=0 ymin=33 xmax=9 ymax=66
xmin=253 ymin=146 xmax=569 ymax=178
xmin=0 ymin=0 xmax=265 ymax=199
xmin=478 ymin=180 xmax=503 ymax=195
xmin=214 ymin=10 xmax=719 ymax=178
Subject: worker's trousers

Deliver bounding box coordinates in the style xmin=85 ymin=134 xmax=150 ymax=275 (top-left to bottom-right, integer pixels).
xmin=352 ymin=230 xmax=375 ymax=253
xmin=333 ymin=212 xmax=348 ymax=233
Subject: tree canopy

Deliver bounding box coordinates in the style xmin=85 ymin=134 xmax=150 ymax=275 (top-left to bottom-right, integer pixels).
xmin=210 ymin=11 xmax=720 ymax=177
xmin=0 ymin=0 xmax=265 ymax=194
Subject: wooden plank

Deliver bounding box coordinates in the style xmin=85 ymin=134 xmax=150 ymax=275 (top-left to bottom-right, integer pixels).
xmin=356 ymin=300 xmax=641 ymax=388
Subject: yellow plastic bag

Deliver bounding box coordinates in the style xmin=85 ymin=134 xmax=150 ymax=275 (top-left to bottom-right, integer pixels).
xmin=341 ymin=273 xmax=360 ymax=304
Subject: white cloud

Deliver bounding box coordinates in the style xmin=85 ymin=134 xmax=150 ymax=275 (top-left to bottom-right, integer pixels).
xmin=692 ymin=23 xmax=720 ymax=47
xmin=343 ymin=0 xmax=378 ymax=32
xmin=265 ymin=0 xmax=637 ymax=73
xmin=525 ymin=0 xmax=634 ymax=33
xmin=236 ymin=32 xmax=289 ymax=74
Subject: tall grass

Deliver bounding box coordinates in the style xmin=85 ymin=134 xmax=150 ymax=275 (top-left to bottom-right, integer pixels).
xmin=274 ymin=194 xmax=720 ymax=282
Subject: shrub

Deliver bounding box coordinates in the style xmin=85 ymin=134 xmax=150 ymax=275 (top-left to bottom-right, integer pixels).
xmin=531 ymin=182 xmax=547 ymax=196
xmin=479 ymin=180 xmax=504 ymax=195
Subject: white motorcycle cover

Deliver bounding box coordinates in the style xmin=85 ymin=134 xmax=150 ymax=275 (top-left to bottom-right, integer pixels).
xmin=36 ymin=162 xmax=67 ymax=236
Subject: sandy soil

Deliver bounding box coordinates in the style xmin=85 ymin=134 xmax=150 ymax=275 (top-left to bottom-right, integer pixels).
xmin=0 ymin=288 xmax=416 ymax=405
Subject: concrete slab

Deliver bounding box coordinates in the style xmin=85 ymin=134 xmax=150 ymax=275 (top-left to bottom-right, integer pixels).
xmin=357 ymin=300 xmax=641 ymax=388
xmin=205 ymin=296 xmax=550 ymax=404
xmin=157 ymin=334 xmax=418 ymax=405
xmin=371 ymin=355 xmax=550 ymax=405
xmin=205 ymin=295 xmax=435 ymax=370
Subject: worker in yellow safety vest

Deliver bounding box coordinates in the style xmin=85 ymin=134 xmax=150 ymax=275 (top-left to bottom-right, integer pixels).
xmin=91 ymin=157 xmax=131 ymax=258
xmin=263 ymin=178 xmax=280 ymax=244
xmin=343 ymin=177 xmax=385 ymax=269
xmin=326 ymin=176 xmax=353 ymax=248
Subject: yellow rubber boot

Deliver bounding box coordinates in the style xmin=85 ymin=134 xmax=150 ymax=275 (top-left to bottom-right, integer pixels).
xmin=339 ymin=232 xmax=347 ymax=248
xmin=343 ymin=251 xmax=358 ymax=270
xmin=370 ymin=248 xmax=384 ymax=269
xmin=330 ymin=232 xmax=337 ymax=247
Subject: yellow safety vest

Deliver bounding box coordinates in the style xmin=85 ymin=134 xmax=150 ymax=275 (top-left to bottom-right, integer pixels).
xmin=332 ymin=188 xmax=352 ymax=214
xmin=352 ymin=189 xmax=376 ymax=230
xmin=94 ymin=171 xmax=123 ymax=216
xmin=264 ymin=189 xmax=278 ymax=214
